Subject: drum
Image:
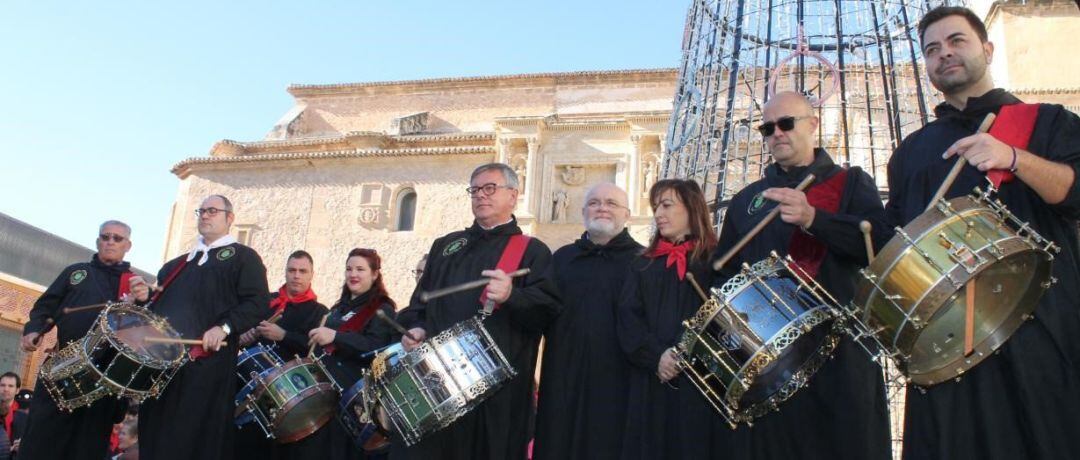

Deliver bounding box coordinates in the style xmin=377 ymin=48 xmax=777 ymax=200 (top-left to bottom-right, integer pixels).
xmin=39 ymin=302 xmax=187 ymax=411
xmin=240 ymin=356 xmax=339 ymax=443
xmin=851 ymin=192 xmax=1057 ymax=385
xmin=369 ymin=317 xmax=516 ymax=446
xmin=234 ymin=344 xmax=284 ymax=425
xmin=339 ymin=373 xmax=390 ymax=454
xmin=675 ymin=254 xmax=843 ymax=427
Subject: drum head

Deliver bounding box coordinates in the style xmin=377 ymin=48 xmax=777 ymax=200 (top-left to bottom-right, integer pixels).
xmin=104 ymin=304 xmax=184 ymax=363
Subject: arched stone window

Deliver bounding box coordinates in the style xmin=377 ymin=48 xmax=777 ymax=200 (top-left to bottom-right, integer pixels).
xmin=396 ymin=188 xmax=417 ymax=231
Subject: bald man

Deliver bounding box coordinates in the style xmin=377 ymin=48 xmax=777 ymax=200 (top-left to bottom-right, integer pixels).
xmin=533 ymin=183 xmax=643 ymax=460
xmin=710 ymin=91 xmax=891 ymax=459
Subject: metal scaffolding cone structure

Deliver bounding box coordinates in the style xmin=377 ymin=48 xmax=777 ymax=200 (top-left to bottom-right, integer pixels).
xmin=663 ymin=0 xmax=950 ymax=212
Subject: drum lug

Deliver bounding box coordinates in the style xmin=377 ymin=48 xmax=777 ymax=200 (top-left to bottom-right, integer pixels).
xmin=1041 ymin=277 xmax=1057 ymax=289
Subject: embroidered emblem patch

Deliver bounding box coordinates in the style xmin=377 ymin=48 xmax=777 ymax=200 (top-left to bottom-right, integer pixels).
xmin=442 ymin=238 xmax=468 ymax=256
xmin=748 ymin=192 xmax=768 ymax=215
xmin=216 ymin=246 xmax=236 ymax=261
xmin=70 ymin=269 xmax=87 ymax=285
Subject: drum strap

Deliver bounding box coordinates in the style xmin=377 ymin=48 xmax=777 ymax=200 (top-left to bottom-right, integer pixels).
xmin=986 ymin=103 xmax=1040 ymax=188
xmin=788 ymin=169 xmax=848 ymax=279
xmin=479 ymin=235 xmax=531 ymax=315
xmin=150 ymin=258 xmax=189 ymax=304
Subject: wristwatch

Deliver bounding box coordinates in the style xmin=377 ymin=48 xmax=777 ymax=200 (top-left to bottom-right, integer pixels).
xmin=219 ymin=322 xmax=232 ymax=336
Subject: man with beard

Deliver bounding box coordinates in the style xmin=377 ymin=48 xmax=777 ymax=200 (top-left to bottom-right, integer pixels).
xmin=19 ymin=221 xmax=148 ymax=460
xmin=533 ymin=183 xmax=642 ymax=460
xmin=139 ymin=195 xmax=270 ymax=460
xmin=0 ymin=373 xmax=26 ymax=458
xmin=885 ymin=7 xmax=1080 ymax=459
xmin=396 ymin=163 xmax=561 ymax=460
xmin=711 ymin=91 xmax=890 ymax=459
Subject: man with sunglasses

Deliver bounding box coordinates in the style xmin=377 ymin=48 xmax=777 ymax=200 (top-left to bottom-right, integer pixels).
xmin=138 ymin=195 xmax=270 ymax=460
xmin=19 ymin=220 xmax=147 ymax=460
xmin=395 ymin=163 xmax=561 ymax=460
xmin=885 ymin=7 xmax=1080 ymax=460
xmin=711 ymin=91 xmax=890 ymax=459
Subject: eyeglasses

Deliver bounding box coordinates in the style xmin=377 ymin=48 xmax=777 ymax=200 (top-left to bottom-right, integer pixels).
xmin=99 ymin=234 xmax=127 ymax=243
xmin=586 ymin=199 xmax=628 ymax=210
xmin=194 ymin=207 xmax=231 ymax=217
xmin=466 ymin=183 xmax=515 ymax=196
xmin=757 ymin=115 xmax=812 ymax=137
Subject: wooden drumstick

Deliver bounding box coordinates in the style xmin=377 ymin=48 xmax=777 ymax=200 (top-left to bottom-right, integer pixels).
xmin=144 ymin=337 xmax=229 ymax=347
xmin=266 ymin=310 xmax=283 ymax=324
xmin=684 ymin=272 xmax=710 ymax=303
xmin=925 ymin=113 xmax=997 ymax=213
xmin=62 ymin=303 xmax=110 ymax=314
xmin=420 ymin=268 xmax=531 ymax=302
xmin=859 ymin=221 xmax=875 ymax=264
xmin=308 ymin=313 xmax=330 ymax=356
xmin=375 ymin=310 xmax=422 ymax=343
xmin=714 ymin=173 xmax=817 ymax=271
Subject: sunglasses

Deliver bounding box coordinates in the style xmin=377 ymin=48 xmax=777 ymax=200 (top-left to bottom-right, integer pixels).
xmin=757 ymin=115 xmax=812 ymax=137
xmin=99 ymin=234 xmax=127 ymax=243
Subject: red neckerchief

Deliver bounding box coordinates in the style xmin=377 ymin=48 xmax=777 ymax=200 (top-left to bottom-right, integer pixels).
xmin=324 ymin=299 xmax=383 ymax=355
xmin=788 ymin=169 xmax=848 ymax=279
xmin=986 ymin=103 xmax=1039 ymax=188
xmin=651 ymin=239 xmax=696 ymax=280
xmin=3 ymin=400 xmax=17 ymax=443
xmin=270 ymin=285 xmax=317 ymax=317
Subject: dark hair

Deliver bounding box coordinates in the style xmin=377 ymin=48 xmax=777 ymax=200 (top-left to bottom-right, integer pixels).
xmin=646 ymin=179 xmax=718 ymax=263
xmin=337 ymin=248 xmax=396 ymax=309
xmin=0 ymin=372 xmax=19 ymax=388
xmin=288 ymin=250 xmax=314 ymax=265
xmin=918 ymin=6 xmax=988 ymax=44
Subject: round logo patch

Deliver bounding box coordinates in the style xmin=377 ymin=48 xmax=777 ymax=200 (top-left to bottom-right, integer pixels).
xmin=69 ymin=269 xmax=87 ymax=285
xmin=748 ymin=192 xmax=768 ymax=215
xmin=216 ymin=246 xmax=236 ymax=261
xmin=442 ymin=238 xmax=468 ymax=256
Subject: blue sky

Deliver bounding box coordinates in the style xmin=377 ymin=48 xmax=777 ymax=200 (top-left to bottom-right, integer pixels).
xmin=0 ymin=1 xmax=688 ymax=273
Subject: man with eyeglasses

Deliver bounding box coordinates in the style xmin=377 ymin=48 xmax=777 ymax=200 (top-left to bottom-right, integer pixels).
xmin=710 ymin=91 xmax=890 ymax=459
xmin=138 ymin=194 xmax=270 ymax=460
xmin=395 ymin=163 xmax=561 ymax=460
xmin=532 ymin=183 xmax=642 ymax=459
xmin=884 ymin=7 xmax=1080 ymax=460
xmin=19 ymin=220 xmax=147 ymax=460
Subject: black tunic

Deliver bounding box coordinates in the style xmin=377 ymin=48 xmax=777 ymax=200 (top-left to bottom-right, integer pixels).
xmin=393 ymin=218 xmax=562 ymax=460
xmin=713 ymin=149 xmax=891 ymax=460
xmin=139 ymin=244 xmax=270 ymax=460
xmin=617 ymin=253 xmax=733 ymax=460
xmin=18 ymin=255 xmax=129 ymax=460
xmin=884 ymin=89 xmax=1080 ymax=460
xmin=533 ymin=229 xmax=643 ymax=460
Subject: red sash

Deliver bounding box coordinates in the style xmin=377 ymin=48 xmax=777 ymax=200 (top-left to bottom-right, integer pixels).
xmin=118 ymin=272 xmax=135 ymax=299
xmin=788 ymin=169 xmax=848 ymax=279
xmin=324 ymin=300 xmax=383 ymax=355
xmin=479 ymin=235 xmax=531 ymax=314
xmin=987 ymin=103 xmax=1039 ymax=188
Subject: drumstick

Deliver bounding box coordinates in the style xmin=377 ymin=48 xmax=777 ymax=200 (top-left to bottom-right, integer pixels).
xmin=964 ymin=279 xmax=976 ymax=357
xmin=62 ymin=303 xmax=109 ymax=314
xmin=420 ymin=268 xmax=531 ymax=302
xmin=375 ymin=309 xmax=422 ymax=343
xmin=860 ymin=221 xmax=875 ymax=263
xmin=266 ymin=310 xmax=283 ymax=324
xmin=684 ymin=272 xmax=710 ymax=303
xmin=925 ymin=113 xmax=997 ymax=213
xmin=713 ymin=174 xmax=817 ymax=271
xmin=144 ymin=337 xmax=229 ymax=347
xmin=308 ymin=313 xmax=330 ymax=356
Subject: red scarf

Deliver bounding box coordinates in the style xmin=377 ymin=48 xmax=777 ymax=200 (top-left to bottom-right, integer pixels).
xmin=270 ymin=285 xmax=318 ymax=317
xmin=3 ymin=400 xmax=16 ymax=443
xmin=324 ymin=299 xmax=383 ymax=355
xmin=651 ymin=239 xmax=696 ymax=280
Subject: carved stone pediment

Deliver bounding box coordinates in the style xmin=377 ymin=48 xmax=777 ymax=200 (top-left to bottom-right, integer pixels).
xmin=390 ymin=112 xmax=429 ymax=135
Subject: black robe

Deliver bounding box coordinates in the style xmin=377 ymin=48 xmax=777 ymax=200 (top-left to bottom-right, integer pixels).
xmin=884 ymin=89 xmax=1080 ymax=460
xmin=19 ymin=255 xmax=130 ymax=460
xmin=617 ymin=252 xmax=733 ymax=460
xmin=393 ymin=218 xmax=562 ymax=460
xmin=533 ymin=229 xmax=643 ymax=460
xmin=713 ymin=149 xmax=891 ymax=460
xmin=139 ymin=244 xmax=270 ymax=460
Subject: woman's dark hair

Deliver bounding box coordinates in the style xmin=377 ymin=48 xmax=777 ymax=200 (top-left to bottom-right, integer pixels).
xmin=336 ymin=248 xmax=396 ymax=309
xmin=645 ymin=179 xmax=718 ymax=263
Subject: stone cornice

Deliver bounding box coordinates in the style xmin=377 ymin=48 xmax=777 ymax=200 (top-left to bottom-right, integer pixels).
xmin=1009 ymin=87 xmax=1080 ymax=95
xmin=172 ymin=146 xmax=495 ymax=178
xmin=211 ymin=132 xmax=496 ymax=156
xmin=287 ymin=68 xmax=679 ymax=97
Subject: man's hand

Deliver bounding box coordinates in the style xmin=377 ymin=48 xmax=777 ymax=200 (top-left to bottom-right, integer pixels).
xmin=21 ymin=332 xmax=41 ymax=352
xmin=256 ymin=321 xmax=286 ymax=342
xmin=762 ymin=187 xmax=816 ymax=229
xmin=130 ymin=276 xmax=150 ymax=303
xmin=402 ymin=328 xmax=427 ymax=351
xmin=238 ymin=328 xmax=258 ymax=347
xmin=202 ymin=326 xmax=228 ymax=352
xmin=657 ymin=348 xmax=682 ymax=383
xmin=480 ymin=269 xmax=513 ymax=303
xmin=944 ymin=132 xmax=1015 ymax=172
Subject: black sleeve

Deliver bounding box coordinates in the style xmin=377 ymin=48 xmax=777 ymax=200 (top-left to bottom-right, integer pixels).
xmin=1039 ymin=106 xmax=1080 ymax=219
xmin=223 ymin=250 xmax=272 ymax=334
xmin=712 ymin=207 xmax=744 ymax=282
xmin=501 ymin=240 xmax=563 ymax=333
xmin=332 ymin=304 xmax=396 ymax=357
xmin=616 ymin=264 xmax=666 ymax=372
xmin=397 ymin=238 xmax=442 ymax=330
xmin=805 ymin=168 xmax=887 ymax=266
xmin=281 ymin=304 xmax=329 ymax=353
xmin=23 ymin=266 xmax=73 ymax=335
xmin=881 ymin=140 xmax=909 ymax=248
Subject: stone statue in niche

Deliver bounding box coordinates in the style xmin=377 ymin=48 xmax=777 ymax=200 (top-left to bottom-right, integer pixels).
xmin=560 ymin=165 xmax=585 ymax=186
xmin=513 ymin=161 xmax=527 ymax=190
xmin=644 ymin=161 xmax=658 ymax=191
xmin=552 ymin=189 xmax=569 ymax=222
